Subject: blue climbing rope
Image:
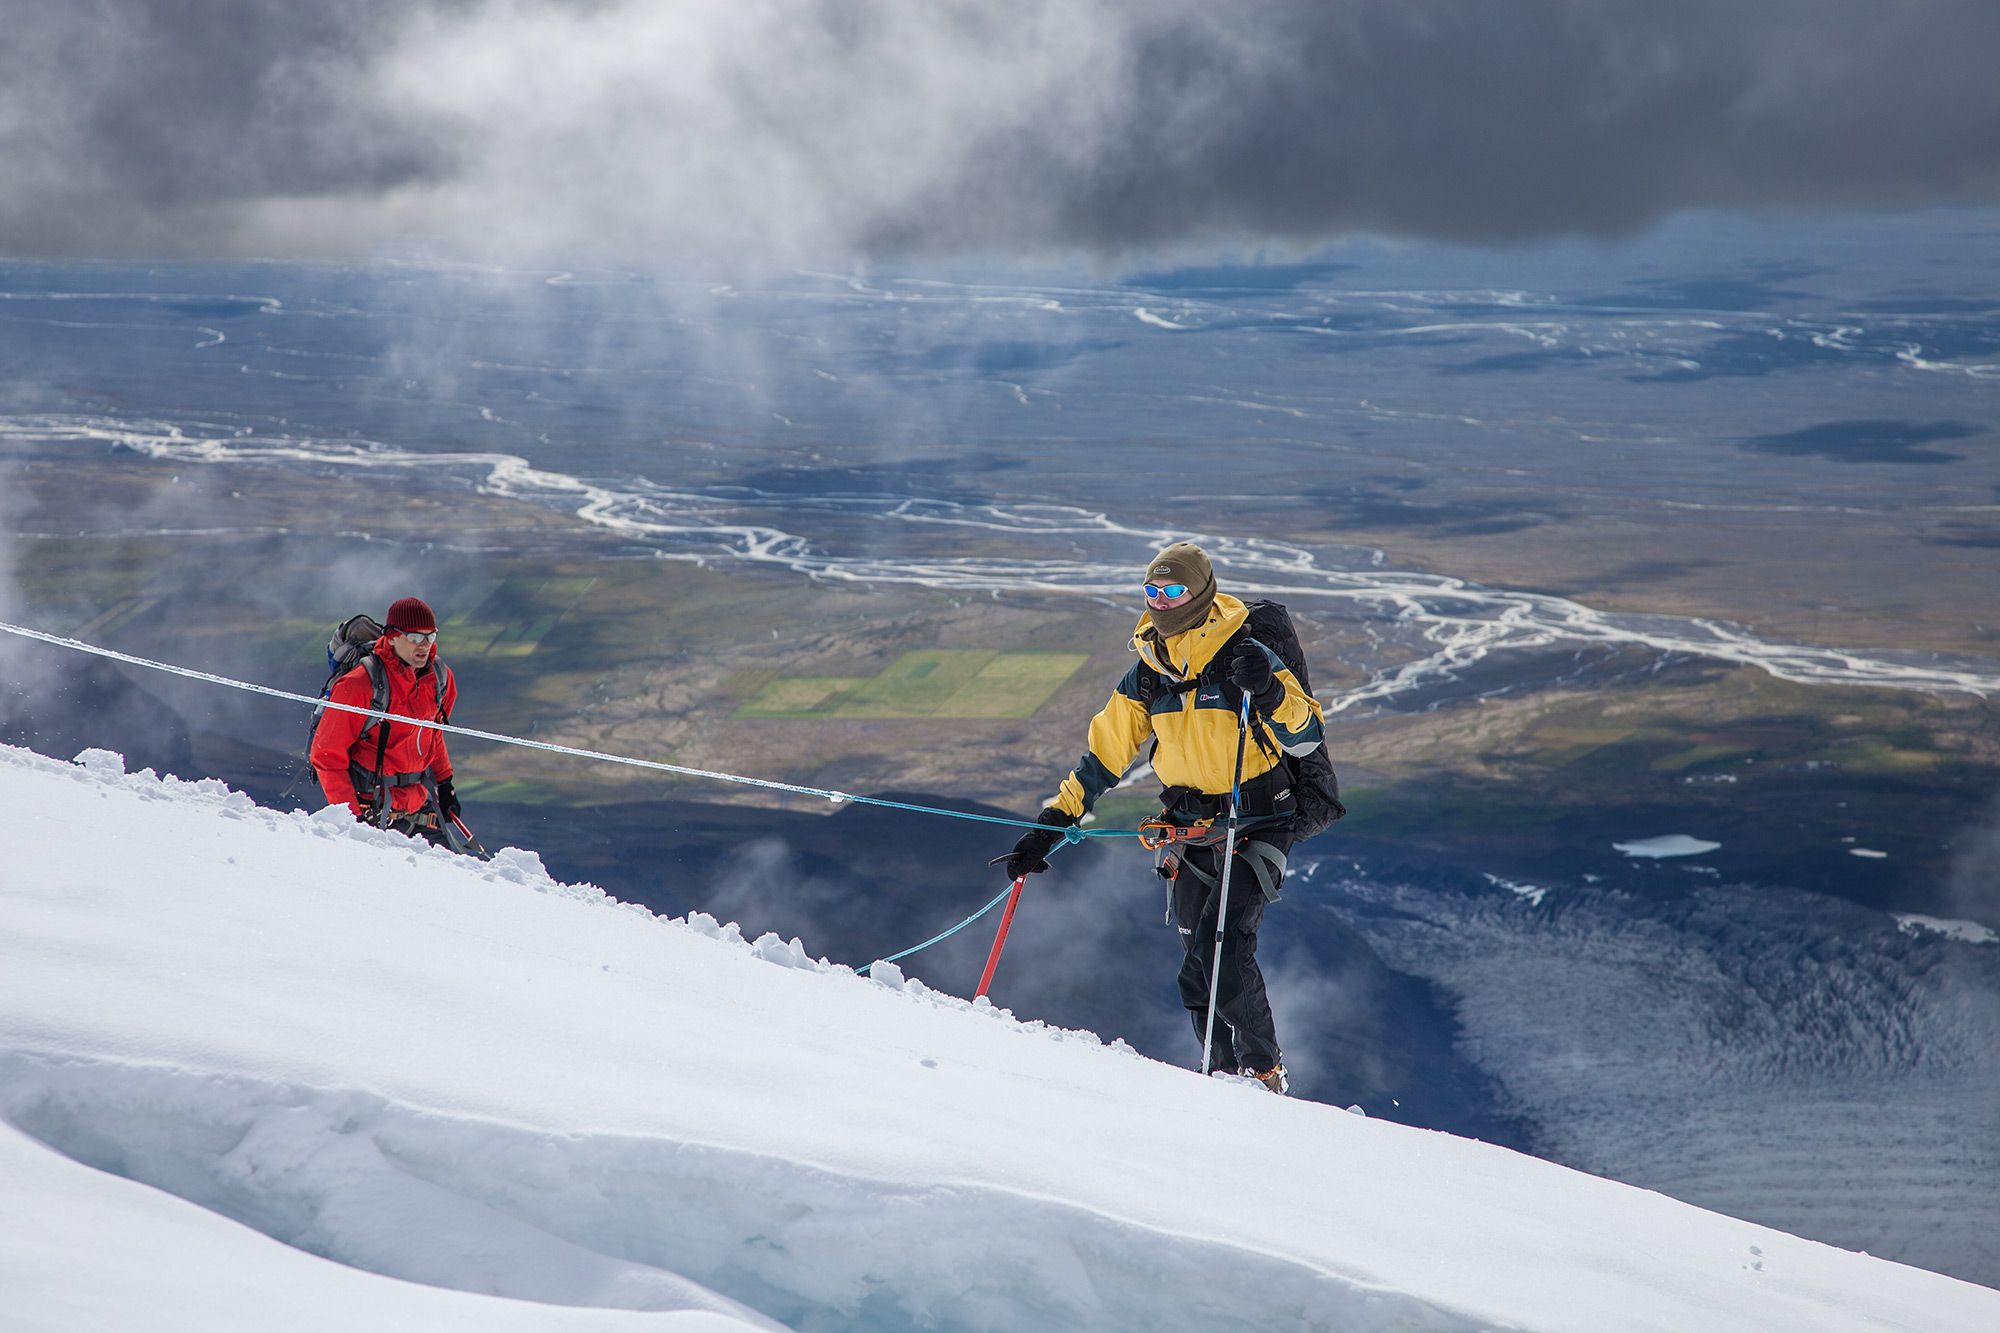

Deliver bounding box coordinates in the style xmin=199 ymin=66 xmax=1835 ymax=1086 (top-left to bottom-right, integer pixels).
xmin=856 ymin=882 xmax=1017 ymax=975
xmin=832 ymin=798 xmax=1118 ymax=839
xmin=857 ymin=841 xmax=1078 ymax=976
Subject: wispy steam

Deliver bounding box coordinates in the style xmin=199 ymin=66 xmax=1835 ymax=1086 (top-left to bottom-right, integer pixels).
xmin=1945 ymin=791 xmax=2000 ymax=922
xmin=5 ymin=1 xmax=1997 ymax=263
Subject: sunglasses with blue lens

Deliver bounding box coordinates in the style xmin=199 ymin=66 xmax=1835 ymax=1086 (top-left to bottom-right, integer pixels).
xmin=1144 ymin=582 xmax=1190 ymax=600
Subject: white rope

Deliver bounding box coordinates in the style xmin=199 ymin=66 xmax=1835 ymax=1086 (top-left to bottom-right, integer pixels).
xmin=0 ymin=619 xmax=858 ymax=806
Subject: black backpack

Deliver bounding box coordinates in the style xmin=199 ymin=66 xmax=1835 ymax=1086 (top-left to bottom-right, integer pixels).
xmin=1240 ymin=599 xmax=1346 ymax=839
xmin=1140 ymin=600 xmax=1346 ymax=840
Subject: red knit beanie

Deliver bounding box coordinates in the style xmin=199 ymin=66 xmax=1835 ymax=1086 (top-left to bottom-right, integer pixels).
xmin=384 ymin=597 xmax=437 ymax=634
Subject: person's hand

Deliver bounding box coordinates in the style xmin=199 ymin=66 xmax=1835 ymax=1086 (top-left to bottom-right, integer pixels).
xmin=1227 ymin=643 xmax=1282 ymax=711
xmin=989 ymin=809 xmax=1073 ymax=879
xmin=436 ymin=778 xmax=461 ymax=819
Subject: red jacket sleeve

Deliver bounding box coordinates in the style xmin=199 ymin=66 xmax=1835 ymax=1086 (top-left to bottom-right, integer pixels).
xmin=310 ymin=668 xmax=371 ymax=811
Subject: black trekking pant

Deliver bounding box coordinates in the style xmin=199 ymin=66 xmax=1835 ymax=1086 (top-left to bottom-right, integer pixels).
xmin=1172 ymin=840 xmax=1280 ymax=1074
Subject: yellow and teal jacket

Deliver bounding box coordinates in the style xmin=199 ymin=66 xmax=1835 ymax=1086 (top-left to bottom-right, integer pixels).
xmin=1047 ymin=593 xmax=1326 ymax=821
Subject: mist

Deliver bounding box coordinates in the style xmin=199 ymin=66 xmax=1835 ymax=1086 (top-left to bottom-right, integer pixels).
xmin=1945 ymin=791 xmax=2000 ymax=923
xmin=5 ymin=0 xmax=1998 ymax=265
xmin=0 ymin=457 xmax=55 ymax=732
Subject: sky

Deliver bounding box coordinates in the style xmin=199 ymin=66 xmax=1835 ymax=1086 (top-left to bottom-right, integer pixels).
xmin=4 ymin=738 xmax=1998 ymax=1331
xmin=4 ymin=1 xmax=1998 ymax=265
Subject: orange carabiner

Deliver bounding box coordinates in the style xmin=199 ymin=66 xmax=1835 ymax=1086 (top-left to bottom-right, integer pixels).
xmin=1137 ymin=816 xmax=1219 ymax=851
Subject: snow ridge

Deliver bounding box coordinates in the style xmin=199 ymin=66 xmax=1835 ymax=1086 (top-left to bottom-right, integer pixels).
xmin=3 ymin=1055 xmax=1434 ymax=1332
xmin=3 ymin=742 xmax=1997 ymax=1332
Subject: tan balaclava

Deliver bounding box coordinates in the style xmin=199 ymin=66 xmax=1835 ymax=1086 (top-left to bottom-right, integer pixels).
xmin=1143 ymin=541 xmax=1217 ymax=637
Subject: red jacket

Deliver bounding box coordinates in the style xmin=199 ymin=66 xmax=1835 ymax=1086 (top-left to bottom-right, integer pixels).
xmin=310 ymin=636 xmax=457 ymax=816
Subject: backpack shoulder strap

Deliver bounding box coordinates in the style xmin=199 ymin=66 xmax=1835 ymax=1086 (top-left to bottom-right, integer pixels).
xmin=359 ymin=653 xmax=390 ymax=717
xmin=356 ymin=653 xmax=391 ymax=796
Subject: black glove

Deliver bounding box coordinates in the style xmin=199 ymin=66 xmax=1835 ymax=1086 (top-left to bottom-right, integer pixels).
xmin=435 ymin=778 xmax=461 ymax=819
xmin=1227 ymin=643 xmax=1284 ymax=713
xmin=989 ymin=808 xmax=1074 ymax=880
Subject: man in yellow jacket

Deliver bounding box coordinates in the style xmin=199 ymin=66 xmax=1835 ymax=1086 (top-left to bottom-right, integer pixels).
xmin=998 ymin=541 xmax=1326 ymax=1094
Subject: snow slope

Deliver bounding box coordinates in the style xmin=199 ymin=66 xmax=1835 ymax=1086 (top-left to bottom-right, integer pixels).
xmin=1 ymin=743 xmax=1994 ymax=1332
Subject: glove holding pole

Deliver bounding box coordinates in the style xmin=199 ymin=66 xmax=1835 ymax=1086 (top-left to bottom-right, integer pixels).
xmin=978 ymin=808 xmax=1077 ymax=998
xmin=1225 ymin=641 xmax=1285 ymax=717
xmin=1201 ymin=687 xmax=1255 ymax=1077
xmin=990 ymin=807 xmax=1075 ymax=880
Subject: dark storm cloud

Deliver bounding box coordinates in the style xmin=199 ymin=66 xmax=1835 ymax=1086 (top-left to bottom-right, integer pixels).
xmin=0 ymin=0 xmax=459 ymax=255
xmin=3 ymin=0 xmax=1998 ymax=262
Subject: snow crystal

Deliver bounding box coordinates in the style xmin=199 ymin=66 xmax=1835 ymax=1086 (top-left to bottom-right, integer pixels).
xmin=1894 ymin=915 xmax=1999 ymax=946
xmin=483 ymin=847 xmax=552 ymax=887
xmin=1483 ymin=872 xmax=1549 ymax=906
xmin=73 ymin=748 xmax=127 ymax=777
xmin=749 ymin=932 xmax=815 ymax=970
xmin=1613 ymin=834 xmax=1721 ymax=859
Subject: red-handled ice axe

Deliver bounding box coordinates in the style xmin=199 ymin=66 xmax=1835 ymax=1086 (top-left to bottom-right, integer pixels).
xmin=974 ymin=875 xmax=1027 ymax=999
xmin=443 ymin=811 xmax=491 ymax=860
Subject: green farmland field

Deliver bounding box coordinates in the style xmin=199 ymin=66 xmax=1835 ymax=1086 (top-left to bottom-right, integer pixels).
xmin=738 ymin=651 xmax=1089 ymax=720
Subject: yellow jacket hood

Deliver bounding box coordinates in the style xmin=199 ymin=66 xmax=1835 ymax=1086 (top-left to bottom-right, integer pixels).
xmin=1133 ymin=592 xmax=1251 ymax=681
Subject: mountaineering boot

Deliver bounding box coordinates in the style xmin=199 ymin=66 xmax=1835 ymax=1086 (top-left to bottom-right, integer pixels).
xmin=1242 ymin=1064 xmax=1289 ymax=1095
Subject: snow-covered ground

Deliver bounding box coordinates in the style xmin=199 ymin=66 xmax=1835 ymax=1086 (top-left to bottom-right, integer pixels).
xmin=2 ymin=743 xmax=1995 ymax=1332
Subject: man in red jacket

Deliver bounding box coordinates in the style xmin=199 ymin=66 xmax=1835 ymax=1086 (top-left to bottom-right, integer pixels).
xmin=310 ymin=596 xmax=460 ymax=845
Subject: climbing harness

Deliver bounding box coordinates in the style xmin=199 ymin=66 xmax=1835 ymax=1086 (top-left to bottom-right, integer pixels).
xmin=1136 ymin=816 xmax=1227 ymax=851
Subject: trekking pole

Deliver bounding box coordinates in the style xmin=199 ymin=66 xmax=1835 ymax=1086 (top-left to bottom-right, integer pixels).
xmin=1201 ymin=689 xmax=1255 ymax=1077
xmin=974 ymin=875 xmax=1028 ymax=999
